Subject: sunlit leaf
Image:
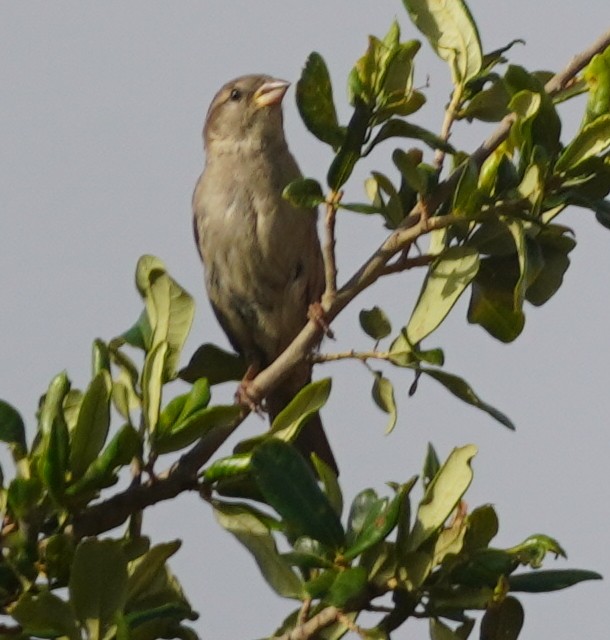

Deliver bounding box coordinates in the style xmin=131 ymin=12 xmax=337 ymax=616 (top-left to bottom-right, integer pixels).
xmin=402 ymin=0 xmax=482 ymax=84
xmin=407 ymin=445 xmax=477 ymax=551
xmin=283 ymin=178 xmax=325 ymax=208
xmin=555 ymin=114 xmax=610 ymax=173
xmin=405 ymin=246 xmax=480 ymax=344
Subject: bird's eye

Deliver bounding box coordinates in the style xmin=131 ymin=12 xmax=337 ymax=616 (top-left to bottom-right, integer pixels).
xmin=229 ymin=88 xmax=242 ymax=101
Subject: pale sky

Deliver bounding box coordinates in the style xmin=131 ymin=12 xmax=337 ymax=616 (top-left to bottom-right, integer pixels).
xmin=1 ymin=2 xmax=608 ymax=638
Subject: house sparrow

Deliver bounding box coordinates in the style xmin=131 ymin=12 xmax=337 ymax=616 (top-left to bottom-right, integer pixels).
xmin=192 ymin=74 xmax=338 ymax=474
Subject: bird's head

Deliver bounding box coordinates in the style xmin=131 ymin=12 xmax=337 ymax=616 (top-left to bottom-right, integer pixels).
xmin=203 ymin=74 xmax=290 ymax=153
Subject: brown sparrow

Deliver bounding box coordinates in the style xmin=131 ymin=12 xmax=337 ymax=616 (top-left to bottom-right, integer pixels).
xmin=192 ymin=74 xmax=337 ymax=474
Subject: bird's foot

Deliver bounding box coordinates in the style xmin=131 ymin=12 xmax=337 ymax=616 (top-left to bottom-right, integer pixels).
xmin=308 ymin=302 xmax=334 ymax=339
xmin=235 ymin=365 xmax=265 ymax=417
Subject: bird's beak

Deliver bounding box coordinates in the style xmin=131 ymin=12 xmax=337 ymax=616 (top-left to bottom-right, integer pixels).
xmin=253 ymin=79 xmax=290 ymax=108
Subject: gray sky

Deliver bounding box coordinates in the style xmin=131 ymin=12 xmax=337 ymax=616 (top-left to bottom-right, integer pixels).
xmin=1 ymin=2 xmax=608 ymax=638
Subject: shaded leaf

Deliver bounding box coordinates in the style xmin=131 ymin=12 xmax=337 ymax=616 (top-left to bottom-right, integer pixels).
xmin=252 ymin=439 xmax=345 ymax=549
xmin=359 ymin=306 xmax=392 ymax=340
xmin=179 ymin=343 xmax=246 ymax=386
xmin=12 ymin=591 xmax=80 ymax=640
xmin=213 ymin=501 xmax=304 ymax=599
xmin=126 ymin=540 xmax=182 ymax=605
xmin=508 ymin=569 xmax=602 ymax=593
xmin=297 ymin=52 xmax=345 ymax=149
xmin=0 ymin=400 xmax=27 ymax=458
xmin=325 ymin=566 xmax=368 ymax=608
xmin=419 ymin=368 xmax=515 ymax=430
xmin=371 ymin=373 xmax=397 ymax=434
xmin=480 ymin=596 xmax=524 ymax=640
xmin=69 ymin=539 xmax=128 ymax=639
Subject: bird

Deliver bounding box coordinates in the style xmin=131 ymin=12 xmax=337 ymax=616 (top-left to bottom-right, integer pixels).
xmin=192 ymin=74 xmax=338 ymax=474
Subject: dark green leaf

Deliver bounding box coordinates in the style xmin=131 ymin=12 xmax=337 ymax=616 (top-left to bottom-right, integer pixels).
xmin=371 ymin=373 xmax=397 ymax=434
xmin=419 ymin=368 xmax=515 ymax=430
xmin=7 ymin=477 xmax=42 ymax=519
xmin=179 ymin=343 xmax=246 ymax=385
xmin=467 ymin=255 xmax=525 ymax=343
xmin=347 ymin=489 xmax=379 ymax=545
xmin=422 ymin=442 xmax=440 ymax=487
xmin=283 ymin=178 xmax=325 ymax=208
xmin=296 ymin=52 xmax=345 ymax=150
xmin=359 ymin=306 xmax=392 ymax=340
xmin=508 ymin=569 xmax=602 ymax=593
xmin=91 ymin=338 xmax=111 ymax=377
xmin=125 ymin=541 xmax=182 ymax=605
xmin=0 ymin=400 xmax=27 ymax=458
xmin=327 ymin=100 xmax=371 ymax=190
xmin=464 ymin=504 xmax=499 ymax=551
xmin=450 ymin=548 xmax=517 ymax=588
xmin=252 ymin=439 xmax=345 ymax=549
xmin=480 ymin=596 xmax=524 ymax=640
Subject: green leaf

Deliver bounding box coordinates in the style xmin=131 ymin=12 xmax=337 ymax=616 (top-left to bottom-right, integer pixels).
xmin=126 ymin=540 xmax=182 ymax=605
xmin=429 ymin=618 xmax=463 ymax=640
xmin=508 ymin=569 xmax=602 ymax=593
xmin=367 ymin=171 xmax=404 ymax=228
xmin=142 ymin=340 xmax=168 ymax=433
xmin=506 ymin=533 xmax=566 ymax=568
xmin=283 ymin=178 xmax=325 ymax=208
xmin=203 ymin=453 xmax=252 ymax=483
xmin=467 ymin=255 xmax=525 ymax=342
xmin=296 ymin=52 xmax=345 ymax=150
xmin=251 ymin=439 xmax=345 ymax=549
xmin=464 ymin=504 xmax=499 ymax=550
xmin=480 ymin=596 xmax=524 ymax=640
xmin=526 ymin=228 xmax=576 ymax=306
xmin=371 ymin=373 xmax=397 ymax=434
xmin=325 ymin=566 xmax=368 ymax=608
xmin=312 ymin=454 xmax=343 ymax=518
xmin=154 ymin=404 xmax=242 ymax=455
xmin=0 ymin=399 xmax=27 ymax=459
xmin=7 ymin=477 xmax=42 ymax=519
xmin=69 ymin=539 xmax=128 ymax=640
xmin=179 ymin=343 xmax=246 ymax=385
xmin=404 ymin=246 xmax=480 ymax=344
xmin=12 ymin=591 xmax=80 ymax=640
xmin=91 ymin=338 xmax=111 ymax=377
xmin=407 ymin=445 xmax=477 ymax=551
xmin=347 ymin=489 xmax=379 ymax=544
xmin=366 ymin=119 xmax=456 ymax=155
xmin=422 ymin=442 xmax=441 ymax=487
xmin=344 ymin=481 xmax=415 ymax=561
xmin=66 ymin=423 xmax=141 ymax=497
xmin=452 ymin=158 xmax=481 ymax=217
xmin=359 ymin=306 xmax=392 ymax=340
xmin=460 ymin=78 xmax=509 ymax=122
xmin=583 ymin=46 xmax=610 ymax=125
xmin=70 ymin=370 xmax=112 ymax=479
xmin=158 ymin=378 xmax=211 ymax=436
xmin=402 ymin=0 xmax=482 ymax=84
xmin=213 ymin=501 xmax=304 ymax=599
xmin=134 ymin=255 xmax=195 ymax=379
xmin=555 ymin=114 xmax=610 ymax=172
xmin=327 ymin=100 xmax=371 ymax=190
xmin=419 ymin=368 xmax=515 ymax=430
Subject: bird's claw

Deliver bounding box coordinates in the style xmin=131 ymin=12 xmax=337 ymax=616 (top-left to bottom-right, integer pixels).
xmin=308 ymin=302 xmax=334 ymax=339
xmin=235 ymin=365 xmax=265 ymax=416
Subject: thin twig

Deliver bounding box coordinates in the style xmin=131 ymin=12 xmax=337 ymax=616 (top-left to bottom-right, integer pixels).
xmin=273 ymin=606 xmax=339 ymax=640
xmin=312 ymin=349 xmax=391 ymax=364
xmin=434 ymin=85 xmax=463 ymax=171
xmin=322 ymin=190 xmax=343 ymax=306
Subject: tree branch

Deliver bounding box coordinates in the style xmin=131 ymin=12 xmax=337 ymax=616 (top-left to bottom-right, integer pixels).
xmin=69 ymin=28 xmax=610 ymax=539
